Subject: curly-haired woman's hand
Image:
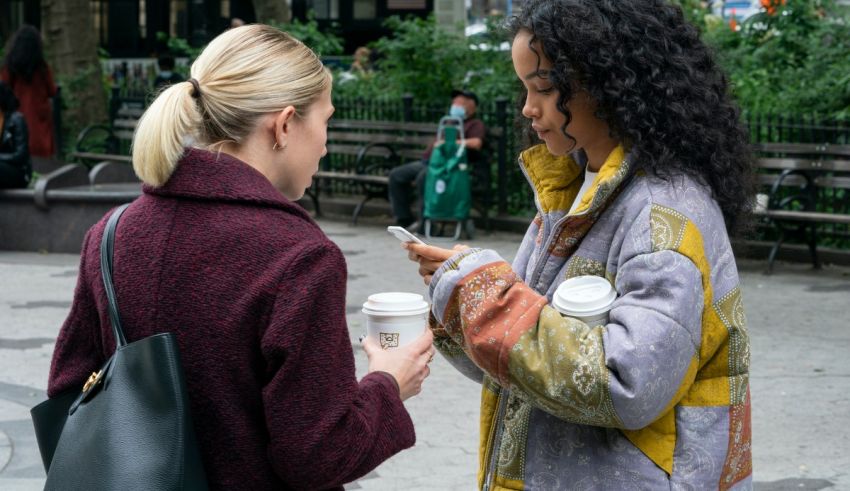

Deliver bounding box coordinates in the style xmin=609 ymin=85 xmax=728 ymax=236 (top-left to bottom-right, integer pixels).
xmin=403 ymin=243 xmax=469 ymax=285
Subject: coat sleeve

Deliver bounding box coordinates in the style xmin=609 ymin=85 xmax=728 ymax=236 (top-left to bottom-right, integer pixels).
xmin=428 ymin=215 xmax=703 ymax=430
xmin=428 ymin=311 xmax=485 ymax=384
xmin=0 ymin=113 xmax=30 ymax=170
xmin=261 ymin=241 xmax=415 ymax=489
xmin=47 ymin=227 xmax=107 ymax=397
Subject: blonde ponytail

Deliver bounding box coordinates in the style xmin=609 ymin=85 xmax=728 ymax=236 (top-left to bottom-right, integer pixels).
xmin=131 ymin=24 xmax=331 ymax=187
xmin=132 ymin=81 xmax=200 ymax=186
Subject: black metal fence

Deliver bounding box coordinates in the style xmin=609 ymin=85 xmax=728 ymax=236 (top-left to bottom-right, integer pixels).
xmin=744 ymin=112 xmax=850 ymax=145
xmin=74 ymin=90 xmax=850 ymax=249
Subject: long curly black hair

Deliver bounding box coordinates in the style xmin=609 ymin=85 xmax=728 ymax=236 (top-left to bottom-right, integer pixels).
xmin=508 ymin=0 xmax=755 ymax=233
xmin=3 ymin=25 xmax=48 ymax=82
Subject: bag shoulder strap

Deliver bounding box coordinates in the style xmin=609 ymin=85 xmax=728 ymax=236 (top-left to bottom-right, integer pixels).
xmin=99 ymin=203 xmax=131 ymax=348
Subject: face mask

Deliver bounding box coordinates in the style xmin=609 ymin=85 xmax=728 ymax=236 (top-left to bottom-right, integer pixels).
xmin=160 ymin=71 xmax=173 ymax=78
xmin=449 ymin=105 xmax=466 ymax=120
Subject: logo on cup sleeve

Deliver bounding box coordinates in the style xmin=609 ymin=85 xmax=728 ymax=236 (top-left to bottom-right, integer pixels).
xmin=379 ymin=332 xmax=400 ymax=349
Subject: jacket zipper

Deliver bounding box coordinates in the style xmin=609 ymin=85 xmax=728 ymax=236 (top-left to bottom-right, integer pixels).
xmin=517 ymin=157 xmax=587 ymax=289
xmin=485 ymin=155 xmax=602 ymax=489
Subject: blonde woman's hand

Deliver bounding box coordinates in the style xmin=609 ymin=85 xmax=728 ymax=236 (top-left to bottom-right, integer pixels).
xmin=363 ymin=329 xmax=435 ymax=401
xmin=403 ymin=243 xmax=470 ymax=285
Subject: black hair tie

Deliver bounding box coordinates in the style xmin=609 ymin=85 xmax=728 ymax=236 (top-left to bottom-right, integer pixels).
xmin=188 ymin=78 xmax=201 ymax=98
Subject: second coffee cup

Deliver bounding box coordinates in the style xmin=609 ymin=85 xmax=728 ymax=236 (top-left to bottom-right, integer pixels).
xmin=362 ymin=292 xmax=430 ymax=349
xmin=552 ymin=276 xmax=617 ymax=326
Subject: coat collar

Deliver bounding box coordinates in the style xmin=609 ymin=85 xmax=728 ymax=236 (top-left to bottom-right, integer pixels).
xmin=519 ymin=143 xmax=631 ymax=217
xmin=143 ymin=148 xmax=307 ymax=215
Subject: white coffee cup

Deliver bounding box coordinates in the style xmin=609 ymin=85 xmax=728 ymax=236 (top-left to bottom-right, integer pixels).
xmin=552 ymin=276 xmax=617 ymax=325
xmin=362 ymin=292 xmax=430 ymax=349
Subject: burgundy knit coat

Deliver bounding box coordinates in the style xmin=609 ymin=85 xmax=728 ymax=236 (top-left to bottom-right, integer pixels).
xmin=47 ymin=148 xmax=415 ymax=490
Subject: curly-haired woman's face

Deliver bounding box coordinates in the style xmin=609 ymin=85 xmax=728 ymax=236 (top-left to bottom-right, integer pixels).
xmin=512 ymin=30 xmax=615 ymax=166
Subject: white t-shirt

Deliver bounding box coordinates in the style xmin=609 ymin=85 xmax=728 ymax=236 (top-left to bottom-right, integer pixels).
xmin=568 ymin=168 xmax=598 ymax=215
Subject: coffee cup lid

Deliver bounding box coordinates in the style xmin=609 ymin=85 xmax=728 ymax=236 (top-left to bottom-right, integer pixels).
xmin=552 ymin=276 xmax=616 ymax=318
xmin=362 ymin=292 xmax=430 ymax=317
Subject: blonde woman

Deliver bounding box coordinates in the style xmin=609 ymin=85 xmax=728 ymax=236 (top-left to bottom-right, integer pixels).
xmin=47 ymin=25 xmax=434 ymax=489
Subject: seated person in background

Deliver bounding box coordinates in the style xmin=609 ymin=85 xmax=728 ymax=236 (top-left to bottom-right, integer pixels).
xmin=152 ymin=54 xmax=184 ymax=92
xmin=0 ymin=81 xmax=31 ymax=189
xmin=350 ymin=46 xmax=372 ymax=75
xmin=388 ymin=89 xmax=486 ymax=230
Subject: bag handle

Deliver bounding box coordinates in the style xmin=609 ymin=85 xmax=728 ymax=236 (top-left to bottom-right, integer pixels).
xmin=99 ymin=203 xmax=131 ymax=348
xmin=437 ymin=116 xmax=465 ymax=141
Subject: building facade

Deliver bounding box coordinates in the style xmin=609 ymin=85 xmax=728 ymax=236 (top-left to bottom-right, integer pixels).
xmin=1 ymin=0 xmax=435 ymax=57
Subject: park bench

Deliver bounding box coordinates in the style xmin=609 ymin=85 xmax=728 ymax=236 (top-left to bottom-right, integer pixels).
xmin=753 ymin=142 xmax=850 ymax=273
xmin=61 ymin=97 xmax=507 ymax=238
xmin=70 ymin=96 xmax=144 ymax=166
xmin=308 ymin=119 xmax=503 ymax=236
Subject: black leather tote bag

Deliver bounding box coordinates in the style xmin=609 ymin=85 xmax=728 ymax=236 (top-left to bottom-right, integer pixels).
xmin=31 ymin=204 xmax=208 ymax=490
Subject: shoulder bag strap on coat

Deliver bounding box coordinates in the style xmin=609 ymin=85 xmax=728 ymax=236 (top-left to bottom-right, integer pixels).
xmin=99 ymin=203 xmax=131 ymax=348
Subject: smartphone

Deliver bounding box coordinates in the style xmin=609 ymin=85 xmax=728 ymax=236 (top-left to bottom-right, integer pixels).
xmin=387 ymin=226 xmax=427 ymax=245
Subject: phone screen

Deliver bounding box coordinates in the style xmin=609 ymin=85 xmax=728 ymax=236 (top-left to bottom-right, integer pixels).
xmin=387 ymin=226 xmax=426 ymax=245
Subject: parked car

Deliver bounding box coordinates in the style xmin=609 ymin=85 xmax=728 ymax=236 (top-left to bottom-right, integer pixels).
xmin=716 ymin=0 xmax=763 ymax=21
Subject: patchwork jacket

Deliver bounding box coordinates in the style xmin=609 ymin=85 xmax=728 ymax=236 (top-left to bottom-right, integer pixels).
xmin=428 ymin=144 xmax=752 ymax=490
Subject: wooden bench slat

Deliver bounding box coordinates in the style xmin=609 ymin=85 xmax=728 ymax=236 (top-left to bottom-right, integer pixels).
xmin=757 ymin=157 xmax=850 ymax=172
xmin=757 ymin=173 xmax=850 ymax=189
xmin=326 ymin=143 xmax=396 ymax=157
xmin=113 ymin=119 xmax=138 ymax=129
xmin=753 ymin=142 xmax=850 ymax=158
xmin=757 ymin=209 xmax=850 ymax=225
xmin=117 ymin=108 xmax=145 ymax=118
xmin=315 ymin=171 xmax=389 ymax=185
xmin=328 ymin=131 xmax=434 ymax=146
xmin=330 ymin=120 xmax=437 ymax=133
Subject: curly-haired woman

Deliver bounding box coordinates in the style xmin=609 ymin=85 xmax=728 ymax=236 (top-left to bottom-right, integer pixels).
xmin=404 ymin=0 xmax=754 ymax=488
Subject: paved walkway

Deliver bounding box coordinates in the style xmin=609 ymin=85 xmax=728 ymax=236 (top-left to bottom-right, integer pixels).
xmin=0 ymin=218 xmax=848 ymax=490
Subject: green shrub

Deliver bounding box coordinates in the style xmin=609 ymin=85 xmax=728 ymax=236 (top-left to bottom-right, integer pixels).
xmin=704 ymin=0 xmax=850 ymax=116
xmin=332 ymin=15 xmax=515 ymax=106
xmin=271 ymin=12 xmax=344 ymax=57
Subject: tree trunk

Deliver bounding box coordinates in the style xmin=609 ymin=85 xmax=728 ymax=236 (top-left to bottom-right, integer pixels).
xmin=253 ymin=0 xmax=291 ymax=25
xmin=41 ymin=0 xmax=107 ymax=131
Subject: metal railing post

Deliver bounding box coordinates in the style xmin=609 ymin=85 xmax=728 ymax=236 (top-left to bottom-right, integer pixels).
xmin=53 ymin=86 xmax=63 ymax=158
xmin=402 ymin=93 xmax=413 ymax=122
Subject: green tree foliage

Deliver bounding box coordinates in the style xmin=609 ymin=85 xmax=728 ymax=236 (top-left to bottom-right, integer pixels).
xmin=704 ymin=0 xmax=850 ymax=116
xmin=333 ymin=15 xmax=515 ymax=105
xmin=272 ymin=12 xmax=344 ymax=57
xmin=669 ymin=0 xmax=714 ymax=31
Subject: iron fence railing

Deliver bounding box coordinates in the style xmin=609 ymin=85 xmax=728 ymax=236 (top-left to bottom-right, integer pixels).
xmin=68 ymin=89 xmax=850 ymax=248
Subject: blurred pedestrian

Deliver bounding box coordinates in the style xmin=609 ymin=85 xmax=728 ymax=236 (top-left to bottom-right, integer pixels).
xmin=1 ymin=25 xmax=57 ymax=158
xmin=0 ymin=81 xmax=31 ymax=189
xmin=349 ymin=46 xmax=372 ymax=75
xmin=152 ymin=53 xmax=184 ymax=92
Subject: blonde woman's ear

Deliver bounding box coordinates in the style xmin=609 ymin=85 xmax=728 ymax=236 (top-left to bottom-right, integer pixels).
xmin=275 ymin=106 xmax=297 ymax=134
xmin=272 ymin=106 xmax=297 ymax=150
